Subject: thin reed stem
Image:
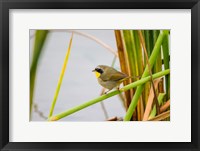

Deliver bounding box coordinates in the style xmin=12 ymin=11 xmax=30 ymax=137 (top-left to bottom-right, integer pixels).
xmin=138 ymin=30 xmax=160 ymax=115
xmin=48 ymin=33 xmax=73 ymax=118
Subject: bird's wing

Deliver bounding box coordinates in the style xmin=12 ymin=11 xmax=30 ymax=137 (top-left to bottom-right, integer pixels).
xmin=109 ymin=72 xmax=128 ymax=81
xmin=101 ymin=68 xmax=128 ymax=81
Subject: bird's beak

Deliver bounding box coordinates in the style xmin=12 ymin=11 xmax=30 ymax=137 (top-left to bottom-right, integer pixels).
xmin=92 ymin=69 xmax=95 ymax=72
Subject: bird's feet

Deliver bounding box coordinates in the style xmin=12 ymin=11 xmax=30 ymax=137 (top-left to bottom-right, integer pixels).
xmin=117 ymin=86 xmax=124 ymax=92
xmin=104 ymin=87 xmax=121 ymax=94
xmin=104 ymin=90 xmax=109 ymax=94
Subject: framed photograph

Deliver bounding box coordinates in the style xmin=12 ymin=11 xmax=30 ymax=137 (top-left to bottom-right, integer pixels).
xmin=0 ymin=0 xmax=199 ymax=151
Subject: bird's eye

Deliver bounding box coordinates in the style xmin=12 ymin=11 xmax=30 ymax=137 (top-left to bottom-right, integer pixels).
xmin=95 ymin=68 xmax=103 ymax=74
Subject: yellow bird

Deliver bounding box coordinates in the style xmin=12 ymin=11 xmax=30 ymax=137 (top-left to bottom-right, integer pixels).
xmin=92 ymin=65 xmax=130 ymax=94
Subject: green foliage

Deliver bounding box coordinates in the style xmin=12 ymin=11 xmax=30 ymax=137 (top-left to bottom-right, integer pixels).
xmin=124 ymin=31 xmax=168 ymax=121
xmin=30 ymin=30 xmax=48 ymax=119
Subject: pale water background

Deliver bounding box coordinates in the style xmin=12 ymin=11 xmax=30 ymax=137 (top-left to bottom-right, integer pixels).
xmin=30 ymin=30 xmax=126 ymax=121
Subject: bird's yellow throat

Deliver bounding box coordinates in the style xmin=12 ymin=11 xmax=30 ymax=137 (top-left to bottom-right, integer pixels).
xmin=94 ymin=71 xmax=101 ymax=78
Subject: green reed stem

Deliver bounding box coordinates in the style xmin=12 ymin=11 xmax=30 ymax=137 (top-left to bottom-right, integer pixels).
xmin=48 ymin=33 xmax=73 ymax=118
xmin=162 ymin=31 xmax=170 ymax=100
xmin=30 ymin=30 xmax=48 ymax=119
xmin=49 ymin=69 xmax=170 ymax=121
xmin=148 ymin=93 xmax=166 ymax=119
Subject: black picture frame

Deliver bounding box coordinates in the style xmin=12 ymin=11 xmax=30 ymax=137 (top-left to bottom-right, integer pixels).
xmin=0 ymin=0 xmax=199 ymax=151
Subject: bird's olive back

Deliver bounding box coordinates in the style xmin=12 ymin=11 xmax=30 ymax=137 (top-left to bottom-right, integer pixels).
xmin=99 ymin=66 xmax=127 ymax=81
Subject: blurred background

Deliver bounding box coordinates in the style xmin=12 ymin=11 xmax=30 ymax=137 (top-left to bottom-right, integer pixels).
xmin=30 ymin=30 xmax=126 ymax=121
